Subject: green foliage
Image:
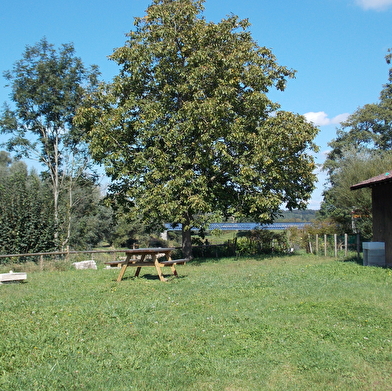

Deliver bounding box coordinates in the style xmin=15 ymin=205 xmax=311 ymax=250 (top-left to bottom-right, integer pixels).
xmin=1 ymin=256 xmax=392 ymax=390
xmin=305 ymin=219 xmax=344 ymax=236
xmin=0 ymin=38 xmax=100 ymax=249
xmin=76 ymin=0 xmax=319 ymax=258
xmin=1 ymin=38 xmax=99 ymax=156
xmin=107 ymin=206 xmax=167 ymax=249
xmin=321 ymin=50 xmax=392 ymax=235
xmin=320 ymin=149 xmax=392 ymax=237
xmin=276 ymin=209 xmax=317 ymax=222
xmin=63 ymin=183 xmax=114 ymax=250
xmin=0 ymin=154 xmax=55 ymax=257
xmin=326 ymin=49 xmax=392 ymax=169
xmin=0 ymin=151 xmax=114 ymax=257
xmin=289 ymin=222 xmax=353 ymax=253
xmin=236 ymin=229 xmax=289 ymax=255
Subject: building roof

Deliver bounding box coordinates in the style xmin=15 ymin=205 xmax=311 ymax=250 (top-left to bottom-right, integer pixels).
xmin=351 ymin=170 xmax=392 ymax=190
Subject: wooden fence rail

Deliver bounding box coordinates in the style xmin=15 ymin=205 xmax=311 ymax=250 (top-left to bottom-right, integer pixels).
xmin=0 ymin=250 xmax=130 ymax=271
xmin=0 ymin=249 xmax=126 ymax=259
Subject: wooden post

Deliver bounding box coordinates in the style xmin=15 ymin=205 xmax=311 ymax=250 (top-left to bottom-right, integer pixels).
xmin=334 ymin=234 xmax=338 ymax=258
xmin=39 ymin=255 xmax=44 ymax=272
xmin=315 ymin=234 xmax=319 ymax=256
xmin=356 ymin=233 xmax=361 ymax=260
xmin=324 ymin=234 xmax=327 ymax=257
xmin=344 ymin=234 xmax=348 ymax=257
xmin=308 ymin=236 xmax=313 ymax=254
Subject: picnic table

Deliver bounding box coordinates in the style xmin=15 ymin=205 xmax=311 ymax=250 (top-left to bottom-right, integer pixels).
xmin=106 ymin=248 xmax=187 ymax=282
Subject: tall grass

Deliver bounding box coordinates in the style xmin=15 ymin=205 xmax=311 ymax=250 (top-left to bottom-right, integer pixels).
xmin=1 ymin=254 xmax=391 ymax=390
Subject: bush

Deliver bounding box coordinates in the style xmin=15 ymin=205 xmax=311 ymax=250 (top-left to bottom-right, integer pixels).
xmin=235 ymin=229 xmax=289 ymax=256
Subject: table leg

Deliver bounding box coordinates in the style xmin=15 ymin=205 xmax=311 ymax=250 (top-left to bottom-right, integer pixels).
xmin=134 ymin=254 xmax=146 ymax=278
xmin=117 ymin=262 xmax=128 ymax=282
xmin=117 ymin=254 xmax=139 ymax=282
xmin=171 ymin=265 xmax=178 ymax=277
xmin=165 ymin=253 xmax=178 ymax=277
xmin=153 ymin=254 xmax=167 ymax=282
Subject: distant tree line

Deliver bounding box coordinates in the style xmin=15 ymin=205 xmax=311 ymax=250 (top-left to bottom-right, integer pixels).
xmin=276 ymin=209 xmax=317 ymax=223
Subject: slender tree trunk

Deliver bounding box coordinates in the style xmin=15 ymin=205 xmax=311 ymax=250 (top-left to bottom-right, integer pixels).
xmin=181 ymin=213 xmax=193 ymax=259
xmin=45 ymin=130 xmax=63 ymax=251
xmin=62 ymin=177 xmax=72 ymax=252
xmin=52 ymin=134 xmax=61 ymax=249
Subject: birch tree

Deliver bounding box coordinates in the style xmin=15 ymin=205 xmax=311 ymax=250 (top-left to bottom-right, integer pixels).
xmin=0 ymin=38 xmax=100 ymax=249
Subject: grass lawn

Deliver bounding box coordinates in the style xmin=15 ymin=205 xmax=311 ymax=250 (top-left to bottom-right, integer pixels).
xmin=1 ymin=254 xmax=391 ymax=390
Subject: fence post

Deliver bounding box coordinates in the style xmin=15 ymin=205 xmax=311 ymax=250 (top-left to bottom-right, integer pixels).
xmin=345 ymin=234 xmax=348 ymax=257
xmin=324 ymin=234 xmax=327 ymax=256
xmin=315 ymin=234 xmax=319 ymax=256
xmin=356 ymin=233 xmax=361 ymax=259
xmin=39 ymin=255 xmax=44 ymax=272
xmin=334 ymin=234 xmax=338 ymax=258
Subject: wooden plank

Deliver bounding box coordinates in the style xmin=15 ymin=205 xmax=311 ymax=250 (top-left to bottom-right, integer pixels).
xmin=159 ymin=259 xmax=188 ymax=266
xmin=0 ymin=272 xmax=27 ymax=282
xmin=104 ymin=261 xmax=124 ymax=267
xmin=125 ymin=262 xmax=156 ymax=267
xmin=124 ymin=248 xmax=174 ymax=255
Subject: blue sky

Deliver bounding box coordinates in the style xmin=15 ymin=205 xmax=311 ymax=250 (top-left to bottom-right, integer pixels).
xmin=1 ymin=0 xmax=392 ymax=209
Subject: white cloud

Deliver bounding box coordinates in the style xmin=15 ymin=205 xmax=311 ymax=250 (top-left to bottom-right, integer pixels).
xmin=355 ymin=0 xmax=392 ymax=10
xmin=331 ymin=113 xmax=350 ymax=124
xmin=303 ymin=111 xmax=350 ymax=127
xmin=304 ymin=111 xmax=330 ymax=126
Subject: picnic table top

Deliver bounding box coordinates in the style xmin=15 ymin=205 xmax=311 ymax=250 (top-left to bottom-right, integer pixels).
xmin=124 ymin=247 xmax=175 ymax=255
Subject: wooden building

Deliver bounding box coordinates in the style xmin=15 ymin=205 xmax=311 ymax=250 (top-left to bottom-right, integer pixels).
xmin=351 ymin=171 xmax=392 ymax=267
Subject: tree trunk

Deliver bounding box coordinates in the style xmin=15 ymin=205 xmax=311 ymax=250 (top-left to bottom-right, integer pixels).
xmin=181 ymin=215 xmax=193 ymax=259
xmin=61 ymin=177 xmax=72 ymax=252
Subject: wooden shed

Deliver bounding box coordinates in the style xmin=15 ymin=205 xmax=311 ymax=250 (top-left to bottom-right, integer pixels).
xmin=351 ymin=171 xmax=392 ymax=267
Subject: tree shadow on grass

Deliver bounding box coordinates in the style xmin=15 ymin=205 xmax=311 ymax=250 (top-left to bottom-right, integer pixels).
xmin=120 ymin=273 xmax=187 ymax=281
xmin=340 ymin=255 xmax=363 ymax=265
xmin=189 ymin=252 xmax=293 ymax=265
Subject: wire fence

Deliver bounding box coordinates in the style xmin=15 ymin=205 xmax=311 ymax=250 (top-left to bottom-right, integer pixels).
xmin=306 ymin=233 xmax=361 ymax=258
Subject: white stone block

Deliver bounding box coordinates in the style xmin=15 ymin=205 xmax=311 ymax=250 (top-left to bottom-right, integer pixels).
xmin=0 ymin=271 xmax=27 ymax=283
xmin=72 ymin=260 xmax=97 ymax=270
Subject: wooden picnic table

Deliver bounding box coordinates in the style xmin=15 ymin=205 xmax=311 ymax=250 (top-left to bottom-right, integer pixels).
xmin=109 ymin=248 xmax=187 ymax=282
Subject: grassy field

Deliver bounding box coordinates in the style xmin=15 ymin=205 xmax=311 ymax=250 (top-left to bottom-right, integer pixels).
xmin=1 ymin=254 xmax=391 ymax=390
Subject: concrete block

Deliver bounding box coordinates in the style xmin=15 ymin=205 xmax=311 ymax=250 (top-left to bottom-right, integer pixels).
xmin=72 ymin=260 xmax=97 ymax=270
xmin=0 ymin=271 xmax=27 ymax=283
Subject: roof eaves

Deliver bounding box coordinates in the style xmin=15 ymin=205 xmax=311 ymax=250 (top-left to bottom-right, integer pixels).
xmin=350 ymin=171 xmax=392 ymax=190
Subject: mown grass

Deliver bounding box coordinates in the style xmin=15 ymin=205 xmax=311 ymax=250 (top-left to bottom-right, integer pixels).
xmin=1 ymin=254 xmax=391 ymax=390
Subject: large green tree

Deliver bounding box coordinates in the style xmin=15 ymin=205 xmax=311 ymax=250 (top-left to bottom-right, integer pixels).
xmin=76 ymin=0 xmax=319 ymax=258
xmin=319 ymin=149 xmax=392 ymax=237
xmin=321 ymin=49 xmax=392 ymax=234
xmin=0 ymin=38 xmax=100 ymax=249
xmin=325 ymin=49 xmax=392 ymax=174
